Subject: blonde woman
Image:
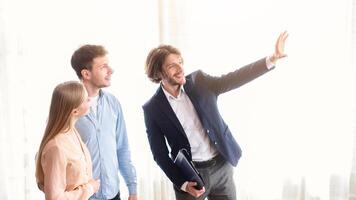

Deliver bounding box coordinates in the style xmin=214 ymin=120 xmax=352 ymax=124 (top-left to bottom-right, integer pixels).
xmin=35 ymin=81 xmax=100 ymax=200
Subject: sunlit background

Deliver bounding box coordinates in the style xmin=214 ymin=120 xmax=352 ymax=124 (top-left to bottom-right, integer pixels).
xmin=1 ymin=0 xmax=356 ymax=199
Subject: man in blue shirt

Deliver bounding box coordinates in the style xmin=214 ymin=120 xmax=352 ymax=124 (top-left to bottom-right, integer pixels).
xmin=71 ymin=45 xmax=137 ymax=200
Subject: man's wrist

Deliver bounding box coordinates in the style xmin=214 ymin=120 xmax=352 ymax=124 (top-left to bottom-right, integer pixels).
xmin=269 ymin=55 xmax=277 ymax=64
xmin=266 ymin=56 xmax=276 ymax=69
xmin=128 ymin=185 xmax=137 ymax=195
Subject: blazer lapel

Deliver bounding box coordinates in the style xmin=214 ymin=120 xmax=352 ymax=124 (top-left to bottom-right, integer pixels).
xmin=154 ymin=87 xmax=187 ymax=139
xmin=183 ymin=81 xmax=207 ymax=124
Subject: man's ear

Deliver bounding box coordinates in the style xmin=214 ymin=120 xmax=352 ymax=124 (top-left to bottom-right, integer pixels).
xmin=81 ymin=69 xmax=90 ymax=80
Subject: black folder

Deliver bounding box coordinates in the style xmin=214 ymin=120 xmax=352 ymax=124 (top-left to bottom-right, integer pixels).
xmin=174 ymin=149 xmax=205 ymax=190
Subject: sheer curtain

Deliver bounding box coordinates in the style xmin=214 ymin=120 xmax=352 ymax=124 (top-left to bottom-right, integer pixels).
xmin=0 ymin=0 xmax=165 ymax=199
xmin=0 ymin=0 xmax=356 ymax=200
xmin=349 ymin=0 xmax=356 ymax=199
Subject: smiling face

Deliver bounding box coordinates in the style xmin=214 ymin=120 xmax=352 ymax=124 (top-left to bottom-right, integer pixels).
xmin=161 ymin=53 xmax=186 ymax=87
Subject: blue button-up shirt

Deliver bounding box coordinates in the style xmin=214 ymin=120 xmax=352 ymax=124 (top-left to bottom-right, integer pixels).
xmin=76 ymin=90 xmax=137 ymax=199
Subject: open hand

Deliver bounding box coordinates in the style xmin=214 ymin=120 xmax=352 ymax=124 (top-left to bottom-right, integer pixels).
xmin=270 ymin=31 xmax=289 ymax=64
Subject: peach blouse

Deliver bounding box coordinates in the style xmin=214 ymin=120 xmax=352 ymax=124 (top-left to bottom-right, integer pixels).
xmin=40 ymin=129 xmax=95 ymax=200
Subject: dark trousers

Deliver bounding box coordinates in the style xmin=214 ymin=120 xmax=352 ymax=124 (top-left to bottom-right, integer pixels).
xmin=174 ymin=155 xmax=236 ymax=200
xmin=109 ymin=191 xmax=121 ymax=200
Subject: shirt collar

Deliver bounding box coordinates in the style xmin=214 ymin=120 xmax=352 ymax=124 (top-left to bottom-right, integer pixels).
xmin=161 ymin=84 xmax=185 ymax=100
xmin=98 ymin=89 xmax=103 ymax=98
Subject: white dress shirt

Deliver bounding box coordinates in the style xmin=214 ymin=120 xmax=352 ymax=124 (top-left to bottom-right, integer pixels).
xmin=162 ymin=87 xmax=218 ymax=162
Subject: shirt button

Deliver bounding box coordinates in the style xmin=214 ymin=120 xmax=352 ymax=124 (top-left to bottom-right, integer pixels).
xmin=207 ymin=129 xmax=210 ymax=133
xmin=214 ymin=142 xmax=218 ymax=145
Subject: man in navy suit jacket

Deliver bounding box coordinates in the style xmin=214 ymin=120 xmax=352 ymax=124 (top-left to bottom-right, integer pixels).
xmin=143 ymin=32 xmax=288 ymax=200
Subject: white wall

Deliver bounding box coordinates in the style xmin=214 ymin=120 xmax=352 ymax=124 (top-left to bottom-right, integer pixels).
xmin=0 ymin=0 xmax=355 ymax=199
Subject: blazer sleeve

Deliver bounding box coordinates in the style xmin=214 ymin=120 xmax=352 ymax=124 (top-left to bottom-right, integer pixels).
xmin=201 ymin=57 xmax=272 ymax=95
xmin=143 ymin=105 xmax=186 ymax=188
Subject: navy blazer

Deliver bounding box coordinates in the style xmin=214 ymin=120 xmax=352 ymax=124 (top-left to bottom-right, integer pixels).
xmin=143 ymin=57 xmax=273 ymax=188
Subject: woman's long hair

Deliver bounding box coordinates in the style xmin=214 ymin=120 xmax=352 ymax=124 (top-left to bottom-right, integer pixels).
xmin=35 ymin=81 xmax=86 ymax=188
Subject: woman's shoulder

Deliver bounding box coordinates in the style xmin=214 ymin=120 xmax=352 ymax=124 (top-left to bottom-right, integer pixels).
xmin=42 ymin=133 xmax=67 ymax=155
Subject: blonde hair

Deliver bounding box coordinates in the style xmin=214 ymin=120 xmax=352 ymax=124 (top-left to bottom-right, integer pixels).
xmin=35 ymin=81 xmax=86 ymax=188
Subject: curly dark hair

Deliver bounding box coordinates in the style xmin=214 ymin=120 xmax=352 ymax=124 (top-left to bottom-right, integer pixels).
xmin=145 ymin=45 xmax=181 ymax=83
